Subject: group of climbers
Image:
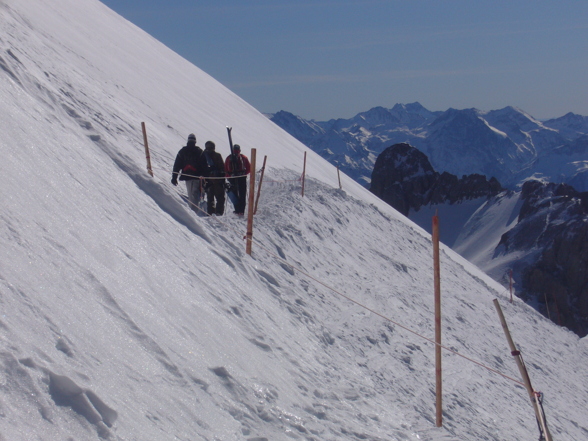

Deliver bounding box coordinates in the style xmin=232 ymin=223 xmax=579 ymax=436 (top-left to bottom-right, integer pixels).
xmin=171 ymin=133 xmax=250 ymax=216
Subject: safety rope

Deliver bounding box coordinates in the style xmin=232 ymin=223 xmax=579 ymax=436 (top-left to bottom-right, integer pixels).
xmin=249 ymin=237 xmax=526 ymax=387
xmin=143 ymin=140 xmax=532 ymax=391
xmin=261 ymin=177 xmax=303 ymax=183
xmin=158 ymin=172 xmax=252 ymax=237
xmin=152 ymin=165 xmax=302 ymax=183
xmin=162 ymin=167 xmax=249 ymax=180
xmin=154 ymin=171 xmax=526 ymax=388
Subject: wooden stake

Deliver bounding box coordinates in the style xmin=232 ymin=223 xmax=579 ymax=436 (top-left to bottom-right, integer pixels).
xmin=544 ymin=292 xmax=552 ymax=321
xmin=245 ymin=148 xmax=257 ymax=256
xmin=509 ymin=269 xmax=513 ymax=303
xmin=141 ymin=122 xmax=154 ymax=177
xmin=254 ymin=155 xmax=267 ymax=215
xmin=552 ymin=292 xmax=562 ymax=326
xmin=432 ymin=213 xmax=442 ymax=427
xmin=301 ymin=151 xmax=307 ymax=197
xmin=337 ymin=166 xmax=342 ymax=189
xmin=493 ymin=299 xmax=553 ymax=441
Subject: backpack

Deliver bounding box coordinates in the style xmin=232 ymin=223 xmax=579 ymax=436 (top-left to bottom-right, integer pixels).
xmin=204 ymin=151 xmax=219 ymax=176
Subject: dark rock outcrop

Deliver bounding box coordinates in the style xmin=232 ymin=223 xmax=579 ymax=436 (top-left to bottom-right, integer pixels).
xmin=369 ymin=143 xmax=503 ymax=216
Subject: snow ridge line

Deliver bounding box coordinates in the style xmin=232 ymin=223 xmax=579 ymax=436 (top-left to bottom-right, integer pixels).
xmin=155 ymin=171 xmax=527 ymax=389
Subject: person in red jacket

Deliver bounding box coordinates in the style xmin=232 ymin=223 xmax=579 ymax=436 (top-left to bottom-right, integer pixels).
xmin=224 ymin=144 xmax=250 ymax=215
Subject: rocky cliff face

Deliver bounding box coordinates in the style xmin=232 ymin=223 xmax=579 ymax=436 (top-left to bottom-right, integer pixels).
xmin=369 ymin=143 xmax=503 ymax=216
xmin=498 ymin=181 xmax=588 ymax=336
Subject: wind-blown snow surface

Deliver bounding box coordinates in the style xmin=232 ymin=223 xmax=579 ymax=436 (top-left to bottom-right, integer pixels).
xmin=1 ymin=0 xmax=587 ymax=440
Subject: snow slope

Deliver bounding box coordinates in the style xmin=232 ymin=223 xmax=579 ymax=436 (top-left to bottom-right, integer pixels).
xmin=452 ymin=193 xmax=524 ymax=278
xmin=1 ymin=0 xmax=587 ymax=440
xmin=409 ymin=194 xmax=525 ymax=282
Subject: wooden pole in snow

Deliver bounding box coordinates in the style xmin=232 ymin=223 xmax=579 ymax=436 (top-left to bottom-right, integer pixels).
xmin=254 ymin=155 xmax=267 ymax=215
xmin=493 ymin=299 xmax=553 ymax=441
xmin=301 ymin=151 xmax=307 ymax=197
xmin=509 ymin=270 xmax=513 ymax=303
xmin=432 ymin=213 xmax=442 ymax=427
xmin=245 ymin=148 xmax=257 ymax=256
xmin=337 ymin=166 xmax=342 ymax=189
xmin=141 ymin=122 xmax=154 ymax=177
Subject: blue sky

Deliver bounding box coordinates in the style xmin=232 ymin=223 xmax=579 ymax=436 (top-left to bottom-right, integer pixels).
xmin=100 ymin=0 xmax=588 ymax=120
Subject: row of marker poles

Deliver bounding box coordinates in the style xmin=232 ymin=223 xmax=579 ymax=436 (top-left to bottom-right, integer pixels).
xmin=139 ymin=127 xmax=333 ymax=254
xmin=143 ymin=125 xmax=553 ymax=437
xmin=301 ymin=152 xmax=343 ymax=197
xmin=141 ymin=123 xmax=442 ymax=428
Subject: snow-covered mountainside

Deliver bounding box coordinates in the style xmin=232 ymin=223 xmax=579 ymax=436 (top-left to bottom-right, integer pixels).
xmin=270 ymin=105 xmax=588 ymax=190
xmin=544 ymin=112 xmax=588 ymax=140
xmin=412 ymin=181 xmax=588 ymax=337
xmin=1 ymin=0 xmax=588 ymax=440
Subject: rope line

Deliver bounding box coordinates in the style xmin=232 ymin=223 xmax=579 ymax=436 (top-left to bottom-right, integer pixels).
xmin=261 ymin=177 xmax=302 ymax=183
xmin=248 ymin=237 xmax=525 ymax=387
xmin=157 ymin=173 xmax=255 ymax=242
xmin=148 ymin=152 xmax=525 ymax=388
xmin=151 ymin=165 xmax=301 ymax=183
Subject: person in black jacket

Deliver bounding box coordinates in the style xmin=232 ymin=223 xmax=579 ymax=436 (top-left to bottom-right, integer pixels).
xmin=202 ymin=141 xmax=226 ymax=216
xmin=171 ymin=133 xmax=207 ymax=213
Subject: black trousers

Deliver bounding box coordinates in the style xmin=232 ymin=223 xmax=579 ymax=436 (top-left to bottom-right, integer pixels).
xmin=205 ymin=179 xmax=226 ymax=215
xmin=229 ymin=176 xmax=247 ymax=214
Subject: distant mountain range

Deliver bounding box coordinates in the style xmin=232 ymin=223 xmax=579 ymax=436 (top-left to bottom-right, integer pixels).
xmin=269 ymin=103 xmax=588 ymax=191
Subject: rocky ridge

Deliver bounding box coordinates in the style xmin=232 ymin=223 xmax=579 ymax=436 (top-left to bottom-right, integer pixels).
xmin=370 ymin=143 xmax=503 ymax=216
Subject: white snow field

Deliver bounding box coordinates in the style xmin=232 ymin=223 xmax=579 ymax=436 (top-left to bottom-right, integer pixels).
xmin=0 ymin=0 xmax=587 ymax=440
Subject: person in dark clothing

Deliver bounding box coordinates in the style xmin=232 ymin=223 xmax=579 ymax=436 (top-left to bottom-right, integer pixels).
xmin=202 ymin=141 xmax=226 ymax=216
xmin=171 ymin=133 xmax=207 ymax=214
xmin=224 ymin=144 xmax=251 ymax=215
